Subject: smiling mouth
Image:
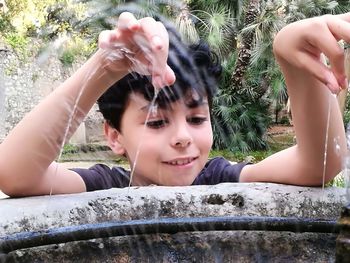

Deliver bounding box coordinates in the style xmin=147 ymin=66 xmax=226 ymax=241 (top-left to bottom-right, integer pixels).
xmin=164 ymin=157 xmax=197 ymax=166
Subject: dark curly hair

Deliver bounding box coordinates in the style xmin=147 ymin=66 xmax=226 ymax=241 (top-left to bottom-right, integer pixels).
xmin=97 ymin=23 xmax=222 ymax=131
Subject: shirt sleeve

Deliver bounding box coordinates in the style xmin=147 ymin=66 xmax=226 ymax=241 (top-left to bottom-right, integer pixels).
xmin=192 ymin=157 xmax=247 ymax=185
xmin=71 ymin=164 xmax=130 ymax=191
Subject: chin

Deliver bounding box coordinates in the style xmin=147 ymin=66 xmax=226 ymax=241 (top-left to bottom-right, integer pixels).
xmin=169 ymin=177 xmax=195 ymax=186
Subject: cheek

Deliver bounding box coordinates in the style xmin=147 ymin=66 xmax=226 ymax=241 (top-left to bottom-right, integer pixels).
xmin=196 ymin=125 xmax=213 ymax=151
xmin=129 ymin=133 xmax=161 ymax=160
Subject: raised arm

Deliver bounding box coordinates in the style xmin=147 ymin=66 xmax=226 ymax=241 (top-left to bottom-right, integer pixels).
xmin=240 ymin=14 xmax=348 ymax=186
xmin=0 ymin=13 xmax=175 ymax=197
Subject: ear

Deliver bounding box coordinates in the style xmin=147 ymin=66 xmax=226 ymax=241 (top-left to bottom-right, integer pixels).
xmin=104 ymin=122 xmax=126 ymax=155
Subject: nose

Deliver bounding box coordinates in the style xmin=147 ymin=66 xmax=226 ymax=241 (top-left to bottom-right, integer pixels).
xmin=170 ymin=123 xmax=193 ymax=148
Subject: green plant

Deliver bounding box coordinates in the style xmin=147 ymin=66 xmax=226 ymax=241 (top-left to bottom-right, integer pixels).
xmin=279 ymin=116 xmax=290 ymax=125
xmin=210 ymin=148 xmax=276 ymax=163
xmin=0 ymin=15 xmax=14 ymax=33
xmin=344 ymin=94 xmax=350 ymax=128
xmin=31 ymin=73 xmax=39 ymax=82
xmin=4 ymin=63 xmax=17 ymax=76
xmin=326 ymin=173 xmax=346 ymax=188
xmin=212 ymin=52 xmax=271 ymax=153
xmin=4 ymin=32 xmax=28 ymax=55
xmin=59 ymin=49 xmax=75 ymax=67
xmin=62 ymin=143 xmax=79 ymax=154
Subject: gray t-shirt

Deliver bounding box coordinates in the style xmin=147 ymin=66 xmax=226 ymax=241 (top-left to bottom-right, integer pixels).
xmin=72 ymin=157 xmax=247 ymax=192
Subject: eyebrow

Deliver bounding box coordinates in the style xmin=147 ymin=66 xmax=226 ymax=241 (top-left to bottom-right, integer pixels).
xmin=186 ymin=99 xmax=208 ymax=109
xmin=139 ymin=104 xmax=159 ymax=112
xmin=139 ymin=100 xmax=208 ymax=112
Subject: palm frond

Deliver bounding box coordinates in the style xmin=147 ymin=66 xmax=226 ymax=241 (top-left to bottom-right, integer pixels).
xmin=174 ymin=12 xmax=200 ymax=44
xmin=191 ymin=5 xmax=236 ymax=58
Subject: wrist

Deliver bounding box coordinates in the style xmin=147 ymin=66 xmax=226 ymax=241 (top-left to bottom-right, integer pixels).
xmin=94 ymin=48 xmax=130 ymax=82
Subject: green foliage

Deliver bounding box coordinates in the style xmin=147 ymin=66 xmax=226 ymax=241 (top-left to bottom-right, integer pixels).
xmin=62 ymin=143 xmax=79 ymax=154
xmin=3 ymin=32 xmax=29 ymax=58
xmin=1 ymin=0 xmax=91 ymax=62
xmin=344 ymin=94 xmax=350 ymax=127
xmin=284 ymin=0 xmax=341 ymax=22
xmin=3 ymin=33 xmax=27 ymax=50
xmin=212 ymin=52 xmax=271 ymax=153
xmin=209 ymin=131 xmax=295 ymax=163
xmin=59 ymin=49 xmax=75 ymax=67
xmin=0 ymin=14 xmax=14 ymax=33
xmin=4 ymin=63 xmax=17 ymax=76
xmin=209 ymin=148 xmax=272 ymax=163
xmin=189 ymin=4 xmax=236 ymax=58
xmin=326 ymin=173 xmax=346 ymax=188
xmin=43 ymin=0 xmax=88 ymax=40
xmin=58 ymin=36 xmax=97 ymax=67
xmin=279 ymin=116 xmax=291 ymax=125
xmin=3 ymin=0 xmax=349 ymax=154
xmin=4 ymin=0 xmax=57 ymax=35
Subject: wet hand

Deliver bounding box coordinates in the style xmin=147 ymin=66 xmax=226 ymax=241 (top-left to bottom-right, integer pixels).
xmin=98 ymin=12 xmax=176 ymax=89
xmin=273 ymin=13 xmax=350 ymax=94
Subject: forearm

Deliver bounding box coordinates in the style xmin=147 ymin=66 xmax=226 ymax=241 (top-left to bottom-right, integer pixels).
xmin=241 ymin=15 xmax=348 ymax=185
xmin=281 ymin=59 xmax=345 ymax=179
xmin=0 ymin=50 xmax=127 ymax=191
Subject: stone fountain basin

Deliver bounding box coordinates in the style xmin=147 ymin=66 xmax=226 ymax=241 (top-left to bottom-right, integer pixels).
xmin=0 ymin=183 xmax=346 ymax=262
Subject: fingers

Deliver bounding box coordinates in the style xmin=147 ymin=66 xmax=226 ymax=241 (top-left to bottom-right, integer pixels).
xmin=117 ymin=12 xmax=141 ymax=32
xmin=98 ymin=30 xmax=117 ymax=50
xmin=99 ymin=12 xmax=141 ymax=50
xmin=324 ymin=15 xmax=350 ymax=88
xmin=136 ymin=18 xmax=171 ymax=88
xmin=99 ymin=12 xmax=174 ymax=89
xmin=307 ymin=19 xmax=346 ymax=91
xmin=298 ymin=54 xmax=340 ymax=94
xmin=119 ymin=14 xmax=171 ymax=85
xmin=301 ymin=15 xmax=350 ymax=93
xmin=164 ymin=65 xmax=176 ymax=85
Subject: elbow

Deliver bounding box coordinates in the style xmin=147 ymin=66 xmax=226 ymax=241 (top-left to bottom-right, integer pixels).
xmin=323 ymin=148 xmax=345 ymax=185
xmin=0 ymin=182 xmax=16 ymax=198
xmin=0 ymin=171 xmax=14 ymax=197
xmin=1 ymin=184 xmax=35 ymax=198
xmin=323 ymin=159 xmax=343 ymax=186
xmin=303 ymin=157 xmax=343 ymax=187
xmin=0 ymin=180 xmax=26 ymax=197
xmin=0 ymin=171 xmax=33 ymax=197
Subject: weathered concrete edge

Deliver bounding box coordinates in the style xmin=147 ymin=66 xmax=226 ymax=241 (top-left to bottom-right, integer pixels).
xmin=0 ymin=183 xmax=347 ymax=236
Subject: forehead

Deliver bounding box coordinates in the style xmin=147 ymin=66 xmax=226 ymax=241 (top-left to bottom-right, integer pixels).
xmin=128 ymin=91 xmax=209 ymax=112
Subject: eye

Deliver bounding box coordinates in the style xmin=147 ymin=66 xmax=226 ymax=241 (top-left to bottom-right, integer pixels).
xmin=146 ymin=119 xmax=168 ymax=129
xmin=187 ymin=116 xmax=207 ymax=125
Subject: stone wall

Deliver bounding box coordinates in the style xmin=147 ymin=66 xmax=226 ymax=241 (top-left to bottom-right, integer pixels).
xmin=0 ymin=183 xmax=347 ymax=262
xmin=0 ymin=39 xmax=104 ymax=143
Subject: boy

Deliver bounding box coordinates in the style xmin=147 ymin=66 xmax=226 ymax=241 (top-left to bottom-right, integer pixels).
xmin=0 ymin=12 xmax=347 ymax=197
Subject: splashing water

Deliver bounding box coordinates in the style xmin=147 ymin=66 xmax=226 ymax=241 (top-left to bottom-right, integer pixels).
xmin=322 ymin=94 xmax=332 ymax=192
xmin=0 ymin=2 xmax=348 ymax=261
xmin=47 ymin=35 xmax=164 ymax=193
xmin=128 ymin=90 xmax=159 ymax=188
xmin=51 ymin=59 xmax=98 ymax=196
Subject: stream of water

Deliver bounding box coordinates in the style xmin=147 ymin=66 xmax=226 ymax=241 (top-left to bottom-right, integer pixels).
xmin=1 ymin=0 xmax=349 ymax=211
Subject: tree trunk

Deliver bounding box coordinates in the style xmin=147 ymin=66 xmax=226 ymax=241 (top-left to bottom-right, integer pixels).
xmin=231 ymin=0 xmax=260 ymax=92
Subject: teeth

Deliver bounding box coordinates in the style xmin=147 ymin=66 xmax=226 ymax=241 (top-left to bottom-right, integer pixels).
xmin=169 ymin=158 xmax=193 ymax=165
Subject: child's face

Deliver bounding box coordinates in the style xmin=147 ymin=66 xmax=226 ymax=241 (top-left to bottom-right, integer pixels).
xmin=113 ymin=92 xmax=213 ymax=186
